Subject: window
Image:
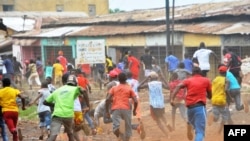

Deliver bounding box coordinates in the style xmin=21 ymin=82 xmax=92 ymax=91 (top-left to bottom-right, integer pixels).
xmin=56 ymin=5 xmax=64 ymax=12
xmin=88 ymin=4 xmax=96 ymax=17
xmin=3 ymin=5 xmax=14 ymax=11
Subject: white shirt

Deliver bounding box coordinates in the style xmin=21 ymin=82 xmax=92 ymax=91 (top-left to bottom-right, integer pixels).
xmin=74 ymin=97 xmax=82 ymax=112
xmin=193 ymin=48 xmax=212 ymax=70
xmin=37 ymin=88 xmax=51 ymax=113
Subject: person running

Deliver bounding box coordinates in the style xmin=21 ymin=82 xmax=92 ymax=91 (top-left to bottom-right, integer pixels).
xmin=170 ymin=66 xmax=212 ymax=141
xmin=127 ymin=51 xmax=140 ymax=80
xmin=27 ymin=59 xmax=41 ymax=90
xmin=0 ymin=78 xmax=26 ymax=141
xmin=126 ymin=71 xmax=146 ymax=139
xmin=29 ymin=81 xmax=52 ymax=140
xmin=106 ymin=72 xmax=138 ymax=141
xmin=192 ymin=42 xmax=218 ymax=77
xmin=12 ymin=56 xmax=23 ymax=87
xmin=52 ymin=59 xmax=64 ymax=87
xmin=140 ymin=48 xmax=154 ymax=77
xmin=44 ymin=61 xmax=53 ymax=79
xmin=57 ymin=50 xmax=68 ymax=74
xmin=43 ymin=74 xmax=84 ymax=141
xmin=207 ymin=65 xmax=231 ymax=134
xmin=169 ymin=72 xmax=187 ymax=131
xmin=223 ymin=48 xmax=243 ymax=85
xmin=174 ymin=62 xmax=192 ymax=80
xmin=183 ymin=53 xmax=193 ymax=73
xmin=165 ymin=51 xmax=179 ymax=81
xmin=138 ymin=71 xmax=172 ymax=137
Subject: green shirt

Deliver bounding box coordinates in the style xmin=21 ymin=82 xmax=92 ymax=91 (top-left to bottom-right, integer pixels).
xmin=46 ymin=85 xmax=80 ymax=117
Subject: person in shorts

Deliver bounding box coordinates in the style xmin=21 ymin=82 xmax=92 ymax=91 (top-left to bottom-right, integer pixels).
xmin=29 ymin=81 xmax=52 ymax=140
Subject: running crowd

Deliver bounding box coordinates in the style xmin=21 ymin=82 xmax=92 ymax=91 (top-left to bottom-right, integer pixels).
xmin=0 ymin=42 xmax=248 ymax=141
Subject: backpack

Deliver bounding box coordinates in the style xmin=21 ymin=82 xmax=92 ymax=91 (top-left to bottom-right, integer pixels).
xmin=230 ymin=52 xmax=242 ymax=68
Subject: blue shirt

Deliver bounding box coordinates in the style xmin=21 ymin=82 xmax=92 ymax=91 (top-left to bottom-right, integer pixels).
xmin=183 ymin=58 xmax=193 ymax=73
xmin=226 ymin=71 xmax=240 ymax=90
xmin=165 ymin=55 xmax=179 ymax=72
xmin=3 ymin=59 xmax=14 ymax=74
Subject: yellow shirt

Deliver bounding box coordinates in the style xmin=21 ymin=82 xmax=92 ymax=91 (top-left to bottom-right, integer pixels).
xmin=0 ymin=87 xmax=20 ymax=112
xmin=212 ymin=76 xmax=226 ymax=106
xmin=53 ymin=63 xmax=64 ymax=76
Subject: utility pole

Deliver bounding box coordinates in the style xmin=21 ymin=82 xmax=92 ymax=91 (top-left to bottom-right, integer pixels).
xmin=165 ymin=0 xmax=170 ymax=56
xmin=172 ymin=0 xmax=175 ymax=52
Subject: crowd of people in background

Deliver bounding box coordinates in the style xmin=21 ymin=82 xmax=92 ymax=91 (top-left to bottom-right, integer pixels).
xmin=0 ymin=41 xmax=248 ymax=141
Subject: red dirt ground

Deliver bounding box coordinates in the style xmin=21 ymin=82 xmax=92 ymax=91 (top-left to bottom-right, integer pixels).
xmin=9 ymin=84 xmax=250 ymax=141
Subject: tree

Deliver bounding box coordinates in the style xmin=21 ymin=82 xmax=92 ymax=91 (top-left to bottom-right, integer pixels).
xmin=109 ymin=8 xmax=125 ymax=14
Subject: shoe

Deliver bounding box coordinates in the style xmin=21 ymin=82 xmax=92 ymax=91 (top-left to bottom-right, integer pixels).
xmin=137 ymin=122 xmax=146 ymax=139
xmin=243 ymin=100 xmax=249 ymax=113
xmin=167 ymin=124 xmax=173 ymax=132
xmin=118 ymin=131 xmax=124 ymax=141
xmin=92 ymin=129 xmax=97 ymax=136
xmin=39 ymin=135 xmax=43 ymax=140
xmin=207 ymin=113 xmax=214 ymax=126
xmin=187 ymin=123 xmax=193 ymax=140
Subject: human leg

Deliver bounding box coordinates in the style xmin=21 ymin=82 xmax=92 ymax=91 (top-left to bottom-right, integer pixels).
xmin=84 ymin=111 xmax=96 ymax=135
xmin=230 ymin=89 xmax=244 ymax=111
xmin=171 ymin=105 xmax=177 ymax=130
xmin=121 ymin=110 xmax=133 ymax=141
xmin=47 ymin=117 xmax=63 ymax=141
xmin=111 ymin=110 xmax=122 ymax=138
xmin=3 ymin=111 xmax=18 ymax=141
xmin=150 ymin=106 xmax=169 ymax=136
xmin=187 ymin=106 xmax=206 ymax=141
xmin=0 ymin=117 xmax=8 ymax=141
xmin=62 ymin=117 xmax=74 ymax=141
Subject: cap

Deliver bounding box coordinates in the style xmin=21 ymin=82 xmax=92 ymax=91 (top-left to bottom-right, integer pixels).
xmin=67 ymin=75 xmax=78 ymax=86
xmin=149 ymin=71 xmax=158 ymax=79
xmin=218 ymin=66 xmax=228 ymax=73
xmin=58 ymin=50 xmax=63 ymax=56
xmin=109 ymin=70 xmax=118 ymax=78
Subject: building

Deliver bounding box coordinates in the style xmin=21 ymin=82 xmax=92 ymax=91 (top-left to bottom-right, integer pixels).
xmin=0 ymin=0 xmax=109 ymax=16
xmin=11 ymin=0 xmax=250 ymax=80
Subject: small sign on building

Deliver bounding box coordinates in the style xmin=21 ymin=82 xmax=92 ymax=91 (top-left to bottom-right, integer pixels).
xmin=76 ymin=39 xmax=105 ymax=64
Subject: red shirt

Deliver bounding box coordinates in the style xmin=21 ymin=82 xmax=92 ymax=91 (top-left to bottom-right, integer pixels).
xmin=57 ymin=55 xmax=68 ymax=73
xmin=77 ymin=75 xmax=89 ymax=89
xmin=182 ymin=74 xmax=211 ymax=106
xmin=169 ymin=80 xmax=185 ymax=100
xmin=127 ymin=56 xmax=140 ymax=79
xmin=81 ymin=64 xmax=91 ymax=75
xmin=109 ymin=84 xmax=136 ymax=110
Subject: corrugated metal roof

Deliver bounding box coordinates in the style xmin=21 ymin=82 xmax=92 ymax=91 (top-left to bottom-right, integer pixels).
xmin=35 ymin=26 xmax=81 ymax=37
xmin=2 ymin=17 xmax=35 ymax=32
xmin=67 ymin=25 xmax=157 ymax=36
xmin=43 ymin=0 xmax=250 ymax=26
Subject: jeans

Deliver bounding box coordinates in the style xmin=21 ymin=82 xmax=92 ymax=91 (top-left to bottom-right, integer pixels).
xmin=187 ymin=106 xmax=206 ymax=141
xmin=38 ymin=111 xmax=51 ymax=129
xmin=84 ymin=112 xmax=95 ymax=129
xmin=229 ymin=89 xmax=244 ymax=111
xmin=212 ymin=106 xmax=230 ymax=123
xmin=0 ymin=117 xmax=8 ymax=141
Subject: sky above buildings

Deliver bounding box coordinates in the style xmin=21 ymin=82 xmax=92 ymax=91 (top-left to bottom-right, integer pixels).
xmin=109 ymin=0 xmax=237 ymax=11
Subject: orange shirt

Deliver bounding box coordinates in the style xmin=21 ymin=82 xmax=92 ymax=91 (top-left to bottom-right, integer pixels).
xmin=109 ymin=84 xmax=136 ymax=110
xmin=0 ymin=87 xmax=20 ymax=112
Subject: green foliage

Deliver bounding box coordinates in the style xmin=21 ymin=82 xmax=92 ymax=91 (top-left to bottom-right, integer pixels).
xmin=19 ymin=105 xmax=38 ymax=120
xmin=109 ymin=8 xmax=125 ymax=14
